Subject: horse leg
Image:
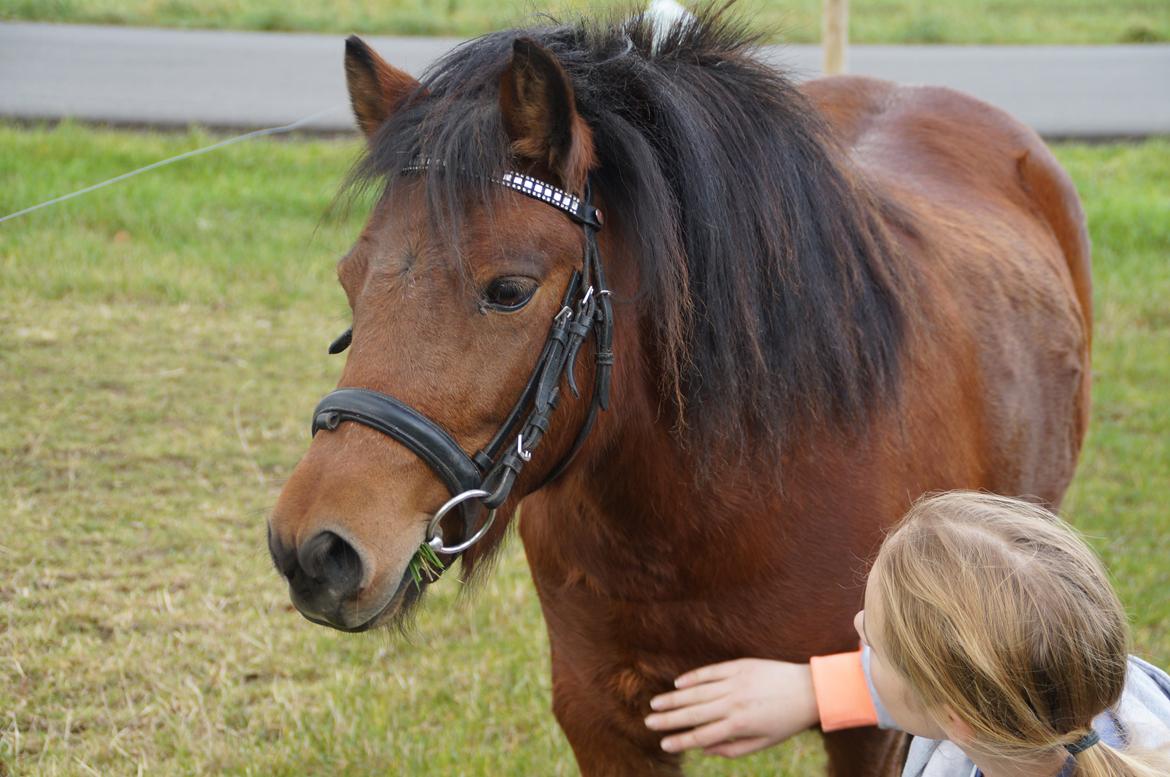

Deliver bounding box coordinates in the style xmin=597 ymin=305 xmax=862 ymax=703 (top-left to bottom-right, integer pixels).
xmin=822 ymin=727 xmax=909 ymax=777
xmin=550 ymin=654 xmax=684 ymax=777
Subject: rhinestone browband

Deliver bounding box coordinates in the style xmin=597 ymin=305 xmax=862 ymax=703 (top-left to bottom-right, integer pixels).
xmin=402 ymin=158 xmax=601 ymax=228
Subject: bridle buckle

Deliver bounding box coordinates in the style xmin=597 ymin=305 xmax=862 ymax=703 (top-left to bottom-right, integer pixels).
xmin=516 ymin=434 xmax=533 ymax=462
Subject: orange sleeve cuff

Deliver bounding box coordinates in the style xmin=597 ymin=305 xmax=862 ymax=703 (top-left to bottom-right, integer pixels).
xmin=809 ymin=648 xmax=878 ymax=731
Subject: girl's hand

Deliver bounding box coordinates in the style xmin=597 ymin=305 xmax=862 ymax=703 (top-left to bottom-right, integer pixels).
xmin=644 ymin=659 xmax=819 ymax=758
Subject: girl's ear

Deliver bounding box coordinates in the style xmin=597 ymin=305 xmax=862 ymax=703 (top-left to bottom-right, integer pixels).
xmin=938 ymin=706 xmax=976 ymax=745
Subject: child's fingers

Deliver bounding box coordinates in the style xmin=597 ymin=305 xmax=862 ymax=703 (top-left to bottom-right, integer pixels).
xmin=649 ymin=680 xmax=726 ymax=712
xmin=703 ymin=736 xmax=773 ymax=759
xmin=645 ymin=698 xmax=726 ymax=732
xmin=673 ymin=659 xmax=744 ymax=689
xmin=659 ymin=719 xmax=737 ymax=753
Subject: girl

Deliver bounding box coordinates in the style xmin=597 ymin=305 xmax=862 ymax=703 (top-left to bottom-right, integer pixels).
xmin=644 ymin=492 xmax=1170 ymax=776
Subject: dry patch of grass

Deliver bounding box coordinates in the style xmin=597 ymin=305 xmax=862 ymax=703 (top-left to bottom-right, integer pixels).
xmin=0 ymin=297 xmax=584 ymax=775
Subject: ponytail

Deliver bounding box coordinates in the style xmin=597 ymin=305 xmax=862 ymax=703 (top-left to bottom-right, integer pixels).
xmin=1072 ymin=739 xmax=1170 ymax=777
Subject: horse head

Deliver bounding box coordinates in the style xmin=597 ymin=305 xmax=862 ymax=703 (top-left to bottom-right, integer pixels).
xmin=268 ymin=13 xmax=909 ymax=633
xmin=267 ymin=35 xmax=619 ymax=631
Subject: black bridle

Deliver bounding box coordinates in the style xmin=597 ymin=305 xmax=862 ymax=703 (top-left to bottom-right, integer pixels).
xmin=311 ymin=168 xmax=613 ymax=559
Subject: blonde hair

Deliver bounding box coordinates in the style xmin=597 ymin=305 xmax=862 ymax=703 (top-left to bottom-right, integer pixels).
xmin=871 ymin=491 xmax=1170 ymax=776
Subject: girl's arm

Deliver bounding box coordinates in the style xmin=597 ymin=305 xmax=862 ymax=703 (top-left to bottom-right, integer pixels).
xmin=644 ymin=650 xmax=880 ymax=757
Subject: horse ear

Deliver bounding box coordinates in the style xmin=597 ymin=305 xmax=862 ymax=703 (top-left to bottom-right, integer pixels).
xmin=499 ymin=38 xmax=594 ymax=190
xmin=344 ymin=35 xmax=421 ymax=139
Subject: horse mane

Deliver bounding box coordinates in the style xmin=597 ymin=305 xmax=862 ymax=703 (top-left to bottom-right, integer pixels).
xmin=349 ymin=3 xmax=913 ymax=463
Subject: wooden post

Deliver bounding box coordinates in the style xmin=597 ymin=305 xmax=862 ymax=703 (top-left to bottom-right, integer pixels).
xmin=822 ymin=0 xmax=848 ymax=75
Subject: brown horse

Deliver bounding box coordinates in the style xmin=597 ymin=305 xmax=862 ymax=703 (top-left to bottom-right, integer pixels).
xmin=267 ymin=8 xmax=1091 ymax=775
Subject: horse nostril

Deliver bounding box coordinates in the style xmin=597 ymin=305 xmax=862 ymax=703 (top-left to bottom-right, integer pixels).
xmin=298 ymin=531 xmax=364 ymax=593
xmin=268 ymin=523 xmax=298 ymax=580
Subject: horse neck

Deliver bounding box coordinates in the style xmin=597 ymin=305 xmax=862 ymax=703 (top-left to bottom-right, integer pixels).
xmin=532 ymin=139 xmax=911 ymax=582
xmin=551 ymin=379 xmax=763 ymax=558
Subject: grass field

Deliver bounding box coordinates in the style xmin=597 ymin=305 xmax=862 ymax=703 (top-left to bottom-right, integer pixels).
xmin=1 ymin=122 xmax=1168 ymax=776
xmin=1 ymin=0 xmax=1167 ymax=44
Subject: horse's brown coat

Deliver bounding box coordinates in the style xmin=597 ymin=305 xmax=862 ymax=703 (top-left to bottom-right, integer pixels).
xmin=269 ymin=29 xmax=1090 ymax=777
xmin=514 ymin=75 xmax=1090 ymax=775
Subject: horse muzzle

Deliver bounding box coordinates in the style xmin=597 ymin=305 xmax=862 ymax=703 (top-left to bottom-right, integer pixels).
xmin=268 ymin=522 xmax=416 ymax=631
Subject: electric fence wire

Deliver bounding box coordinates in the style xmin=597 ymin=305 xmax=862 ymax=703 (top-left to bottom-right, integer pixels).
xmin=0 ymin=104 xmax=348 ymax=225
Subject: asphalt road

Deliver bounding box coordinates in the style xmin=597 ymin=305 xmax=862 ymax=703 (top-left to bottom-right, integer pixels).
xmin=1 ymin=22 xmax=1168 ymax=137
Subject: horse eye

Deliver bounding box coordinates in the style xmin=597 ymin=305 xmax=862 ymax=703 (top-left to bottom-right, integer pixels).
xmin=482 ymin=276 xmax=537 ymax=312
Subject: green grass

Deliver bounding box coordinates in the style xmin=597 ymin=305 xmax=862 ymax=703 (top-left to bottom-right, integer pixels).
xmin=1 ymin=0 xmax=1167 ymax=44
xmin=1 ymin=122 xmax=1168 ymax=776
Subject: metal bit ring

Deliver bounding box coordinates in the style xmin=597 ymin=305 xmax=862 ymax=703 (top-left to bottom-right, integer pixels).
xmin=425 ymin=489 xmax=497 ymax=555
